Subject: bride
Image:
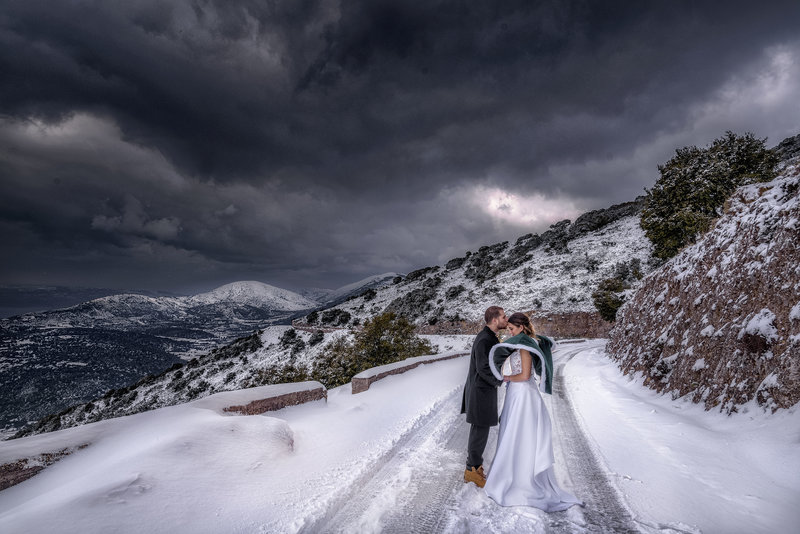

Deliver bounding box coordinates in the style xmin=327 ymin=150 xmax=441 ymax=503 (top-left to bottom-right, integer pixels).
xmin=483 ymin=312 xmax=583 ymax=511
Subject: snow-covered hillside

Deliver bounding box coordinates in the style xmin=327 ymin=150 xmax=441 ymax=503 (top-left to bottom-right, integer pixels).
xmin=300 ymin=199 xmax=652 ymax=329
xmin=608 ymin=162 xmax=800 ymax=412
xmin=0 ymin=269 xmax=446 ymax=438
xmin=6 ymin=197 xmax=654 ymax=438
xmin=0 ymin=281 xmax=325 ymax=435
xmin=300 ymin=273 xmax=399 ymax=306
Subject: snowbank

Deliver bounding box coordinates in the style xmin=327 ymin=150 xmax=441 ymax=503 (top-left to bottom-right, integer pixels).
xmin=565 ymin=344 xmax=800 ymax=533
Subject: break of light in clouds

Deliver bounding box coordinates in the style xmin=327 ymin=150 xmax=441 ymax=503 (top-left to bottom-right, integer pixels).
xmin=1 ymin=0 xmax=799 ymax=294
xmin=478 ymin=187 xmax=581 ymax=228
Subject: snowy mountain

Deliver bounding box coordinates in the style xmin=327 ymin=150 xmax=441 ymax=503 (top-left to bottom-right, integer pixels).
xmin=0 ymin=273 xmax=433 ymax=436
xmin=0 ymin=282 xmax=319 ymax=434
xmin=0 ymin=285 xmax=182 ymax=319
xmin=187 ymin=281 xmax=317 ymax=310
xmin=11 ymin=322 xmax=473 ymax=439
xmin=11 ymin=197 xmax=655 ymax=439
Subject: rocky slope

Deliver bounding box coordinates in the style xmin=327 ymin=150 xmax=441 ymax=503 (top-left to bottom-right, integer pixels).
xmin=607 ymin=160 xmax=800 ymax=412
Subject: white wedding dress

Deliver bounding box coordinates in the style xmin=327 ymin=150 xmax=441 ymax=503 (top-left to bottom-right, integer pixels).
xmin=484 ymin=350 xmax=582 ymax=511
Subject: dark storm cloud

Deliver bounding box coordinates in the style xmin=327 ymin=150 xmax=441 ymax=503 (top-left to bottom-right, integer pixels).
xmin=1 ymin=0 xmax=800 ymax=292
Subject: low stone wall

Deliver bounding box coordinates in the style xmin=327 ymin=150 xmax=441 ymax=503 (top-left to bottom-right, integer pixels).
xmin=291 ymin=323 xmax=348 ymax=333
xmin=351 ymin=352 xmax=468 ymax=394
xmin=0 ymin=445 xmax=87 ymax=493
xmin=223 ymin=386 xmax=327 ymax=415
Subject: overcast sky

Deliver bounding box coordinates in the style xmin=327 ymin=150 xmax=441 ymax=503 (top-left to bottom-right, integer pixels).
xmin=1 ymin=0 xmax=799 ymax=294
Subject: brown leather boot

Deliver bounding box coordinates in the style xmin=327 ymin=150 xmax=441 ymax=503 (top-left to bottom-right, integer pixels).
xmin=463 ymin=466 xmax=486 ymax=488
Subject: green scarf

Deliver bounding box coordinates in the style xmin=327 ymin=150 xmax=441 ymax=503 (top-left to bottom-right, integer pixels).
xmin=488 ymin=333 xmax=554 ymax=394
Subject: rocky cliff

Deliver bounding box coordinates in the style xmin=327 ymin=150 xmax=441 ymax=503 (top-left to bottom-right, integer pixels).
xmin=607 ymin=162 xmax=800 ymax=413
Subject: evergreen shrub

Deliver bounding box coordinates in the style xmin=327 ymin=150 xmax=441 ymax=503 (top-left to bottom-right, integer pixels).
xmin=640 ymin=131 xmax=777 ymax=259
xmin=312 ymin=312 xmax=433 ymax=388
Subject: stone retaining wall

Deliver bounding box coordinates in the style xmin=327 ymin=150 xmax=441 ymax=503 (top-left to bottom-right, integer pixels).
xmin=529 ymin=311 xmax=613 ymax=338
xmin=0 ymin=445 xmax=87 ymax=493
xmin=415 ymin=311 xmax=612 ymax=338
xmin=222 ymin=385 xmax=327 ymax=415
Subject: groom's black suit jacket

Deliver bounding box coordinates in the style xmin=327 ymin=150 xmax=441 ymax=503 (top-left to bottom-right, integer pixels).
xmin=461 ymin=326 xmax=503 ymax=426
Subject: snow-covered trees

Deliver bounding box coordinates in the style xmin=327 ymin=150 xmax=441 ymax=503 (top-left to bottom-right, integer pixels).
xmin=640 ymin=131 xmax=777 ymax=259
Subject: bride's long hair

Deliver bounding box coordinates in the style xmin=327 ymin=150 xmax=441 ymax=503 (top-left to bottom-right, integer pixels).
xmin=508 ymin=312 xmax=535 ymax=337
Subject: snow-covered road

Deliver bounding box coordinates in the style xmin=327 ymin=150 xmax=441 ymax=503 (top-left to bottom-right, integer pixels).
xmin=304 ymin=340 xmax=642 ymax=534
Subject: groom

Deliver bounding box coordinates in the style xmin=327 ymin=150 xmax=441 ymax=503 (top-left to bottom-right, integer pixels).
xmin=460 ymin=305 xmax=507 ymax=487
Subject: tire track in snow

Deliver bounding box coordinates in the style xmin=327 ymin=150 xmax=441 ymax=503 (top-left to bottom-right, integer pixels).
xmin=300 ymin=387 xmax=468 ymax=534
xmin=549 ymin=342 xmax=644 ymax=533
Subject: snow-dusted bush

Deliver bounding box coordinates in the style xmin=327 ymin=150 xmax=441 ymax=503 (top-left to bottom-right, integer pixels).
xmin=311 ymin=312 xmax=433 ymax=388
xmin=592 ymin=277 xmax=625 ymax=322
xmin=591 ymin=259 xmax=643 ymax=321
xmin=640 ymin=131 xmax=778 ymax=260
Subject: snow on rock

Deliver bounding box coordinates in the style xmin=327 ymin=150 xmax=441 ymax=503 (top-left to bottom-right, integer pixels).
xmin=608 ymin=164 xmax=800 ymax=412
xmin=739 ymin=308 xmax=778 ymax=342
xmin=789 ymin=302 xmax=800 ymax=321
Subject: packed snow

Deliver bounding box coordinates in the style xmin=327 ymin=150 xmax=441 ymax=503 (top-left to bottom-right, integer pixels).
xmin=1 ymin=342 xmax=797 ymax=533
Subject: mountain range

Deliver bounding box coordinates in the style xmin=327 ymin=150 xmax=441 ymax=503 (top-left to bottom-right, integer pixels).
xmin=0 ymin=277 xmax=394 ymax=434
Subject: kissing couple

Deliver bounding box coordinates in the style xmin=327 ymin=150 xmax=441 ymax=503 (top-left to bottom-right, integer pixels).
xmin=460 ymin=306 xmax=582 ymax=511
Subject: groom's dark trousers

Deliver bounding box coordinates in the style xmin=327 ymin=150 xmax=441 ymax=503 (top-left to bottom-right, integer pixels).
xmin=461 ymin=326 xmax=502 ymax=469
xmin=467 ymin=425 xmax=491 ymax=468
